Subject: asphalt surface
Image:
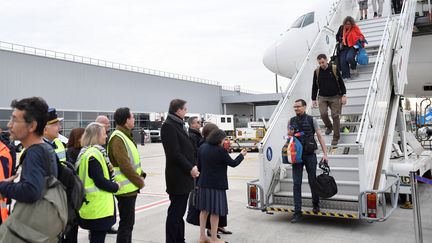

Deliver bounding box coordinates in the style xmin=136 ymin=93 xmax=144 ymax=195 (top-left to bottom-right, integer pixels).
xmin=78 ymin=143 xmax=432 ymax=243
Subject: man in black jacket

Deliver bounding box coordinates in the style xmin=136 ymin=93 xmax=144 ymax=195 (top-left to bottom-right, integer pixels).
xmin=161 ymin=99 xmax=199 ymax=243
xmin=188 ymin=116 xmax=202 ymax=152
xmin=312 ymin=54 xmax=347 ymax=146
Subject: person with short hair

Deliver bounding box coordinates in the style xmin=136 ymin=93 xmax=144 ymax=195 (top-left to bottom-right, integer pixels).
xmin=0 ymin=97 xmax=64 ymax=241
xmin=96 ymin=115 xmax=111 ymax=136
xmin=161 ymin=99 xmax=199 ymax=243
xmin=312 ymin=54 xmax=346 ymax=146
xmin=44 ymin=108 xmax=67 ymax=163
xmin=188 ymin=116 xmax=202 ymax=153
xmin=77 ymin=122 xmax=119 ymax=243
xmin=196 ymin=129 xmax=246 ymax=243
xmin=288 ymin=99 xmax=328 ymax=223
xmin=108 ymin=107 xmax=145 ymax=243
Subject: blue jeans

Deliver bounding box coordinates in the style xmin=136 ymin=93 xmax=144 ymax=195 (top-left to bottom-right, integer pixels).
xmin=339 ymin=47 xmax=357 ymax=78
xmin=292 ymin=154 xmax=320 ymax=214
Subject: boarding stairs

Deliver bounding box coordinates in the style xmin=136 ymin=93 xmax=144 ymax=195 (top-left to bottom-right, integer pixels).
xmin=249 ymin=0 xmax=417 ymax=221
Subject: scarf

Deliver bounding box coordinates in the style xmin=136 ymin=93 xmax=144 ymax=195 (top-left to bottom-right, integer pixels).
xmin=75 ymin=144 xmax=114 ymax=181
xmin=168 ymin=113 xmax=188 ymax=134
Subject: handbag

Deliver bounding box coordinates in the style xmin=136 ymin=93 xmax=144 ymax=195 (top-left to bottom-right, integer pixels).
xmin=314 ymin=159 xmax=338 ymax=198
xmin=356 ymin=39 xmax=369 ymax=65
xmin=0 ymin=144 xmax=68 ymax=243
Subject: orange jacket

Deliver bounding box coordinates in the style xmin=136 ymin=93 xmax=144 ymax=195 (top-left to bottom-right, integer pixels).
xmin=342 ymin=24 xmax=365 ymax=47
xmin=0 ymin=141 xmax=12 ymax=223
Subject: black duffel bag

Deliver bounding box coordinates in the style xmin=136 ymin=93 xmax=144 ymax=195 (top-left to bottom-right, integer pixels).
xmin=314 ymin=159 xmax=338 ymax=198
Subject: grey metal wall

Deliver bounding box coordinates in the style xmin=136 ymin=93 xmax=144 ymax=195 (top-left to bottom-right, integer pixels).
xmin=0 ymin=50 xmax=222 ymax=114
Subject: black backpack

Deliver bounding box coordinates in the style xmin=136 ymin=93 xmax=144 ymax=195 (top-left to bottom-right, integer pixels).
xmin=314 ymin=160 xmax=338 ymax=198
xmin=57 ymin=160 xmax=85 ymax=236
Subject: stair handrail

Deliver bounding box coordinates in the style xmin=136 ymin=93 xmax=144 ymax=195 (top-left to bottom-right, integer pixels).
xmin=392 ymin=0 xmax=417 ymax=95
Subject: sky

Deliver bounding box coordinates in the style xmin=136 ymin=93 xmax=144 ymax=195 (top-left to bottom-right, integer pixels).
xmin=0 ymin=0 xmax=315 ymax=93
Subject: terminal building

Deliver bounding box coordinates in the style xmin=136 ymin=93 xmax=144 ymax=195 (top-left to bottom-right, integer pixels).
xmin=0 ymin=41 xmax=280 ymax=139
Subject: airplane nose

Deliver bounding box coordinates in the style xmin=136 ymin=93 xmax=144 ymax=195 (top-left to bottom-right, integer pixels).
xmin=263 ymin=45 xmax=279 ymax=74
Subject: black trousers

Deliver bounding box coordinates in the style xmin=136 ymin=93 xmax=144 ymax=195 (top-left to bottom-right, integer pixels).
xmin=116 ymin=195 xmax=137 ymax=243
xmin=89 ymin=230 xmax=107 ymax=243
xmin=166 ymin=194 xmax=189 ymax=243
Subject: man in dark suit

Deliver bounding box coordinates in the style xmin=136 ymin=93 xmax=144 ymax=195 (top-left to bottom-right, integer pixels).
xmin=161 ymin=99 xmax=199 ymax=243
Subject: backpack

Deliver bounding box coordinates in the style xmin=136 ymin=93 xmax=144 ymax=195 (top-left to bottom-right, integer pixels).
xmin=57 ymin=160 xmax=85 ymax=237
xmin=314 ymin=160 xmax=338 ymax=198
xmin=281 ymin=135 xmax=303 ymax=164
xmin=0 ymin=143 xmax=68 ymax=243
xmin=315 ymin=64 xmax=339 ymax=87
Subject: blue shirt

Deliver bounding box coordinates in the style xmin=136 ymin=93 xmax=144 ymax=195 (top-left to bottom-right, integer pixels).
xmin=0 ymin=143 xmax=58 ymax=203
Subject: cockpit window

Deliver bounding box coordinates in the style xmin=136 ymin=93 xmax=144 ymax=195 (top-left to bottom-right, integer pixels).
xmin=302 ymin=12 xmax=314 ymax=27
xmin=290 ymin=11 xmax=314 ymax=29
xmin=291 ymin=15 xmax=305 ymax=28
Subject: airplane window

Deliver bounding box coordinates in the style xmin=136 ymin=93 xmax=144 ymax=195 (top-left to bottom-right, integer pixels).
xmin=291 ymin=15 xmax=305 ymax=28
xmin=301 ymin=12 xmax=315 ymax=27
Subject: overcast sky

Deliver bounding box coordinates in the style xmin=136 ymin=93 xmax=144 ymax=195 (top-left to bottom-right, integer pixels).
xmin=0 ymin=1 xmax=315 ymax=93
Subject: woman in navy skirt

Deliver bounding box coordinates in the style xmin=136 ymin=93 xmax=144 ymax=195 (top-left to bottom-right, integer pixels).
xmin=196 ymin=129 xmax=247 ymax=243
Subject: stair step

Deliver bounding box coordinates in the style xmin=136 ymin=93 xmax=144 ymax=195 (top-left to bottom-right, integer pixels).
xmin=345 ymin=80 xmax=370 ymax=89
xmin=310 ymin=104 xmax=364 ymax=116
xmin=266 ymin=204 xmax=359 ymax=218
xmin=282 ymin=165 xmax=359 ymax=181
xmin=357 ymin=21 xmax=388 ymax=30
xmin=356 ymin=17 xmax=388 ymax=26
xmin=316 ymin=154 xmax=360 ymax=167
xmin=280 ymin=178 xmax=360 ymax=196
xmin=346 ymin=88 xmax=369 ymax=97
xmin=273 ymin=191 xmax=359 ymax=203
xmin=318 ymin=121 xmax=361 ymax=127
xmin=320 ymin=133 xmax=359 ymax=144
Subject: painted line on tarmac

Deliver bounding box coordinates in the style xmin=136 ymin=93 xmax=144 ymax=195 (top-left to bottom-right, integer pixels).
xmin=228 ymin=175 xmax=257 ymax=180
xmin=138 ymin=192 xmax=169 ymax=197
xmin=134 ymin=198 xmax=170 ymax=214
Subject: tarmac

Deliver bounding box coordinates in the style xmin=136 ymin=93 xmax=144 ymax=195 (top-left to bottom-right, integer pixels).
xmin=78 ymin=143 xmax=432 ymax=243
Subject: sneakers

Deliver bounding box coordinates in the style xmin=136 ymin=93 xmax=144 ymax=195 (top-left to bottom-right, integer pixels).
xmin=331 ymin=139 xmax=339 ymax=146
xmin=313 ymin=206 xmax=320 ymax=214
xmin=325 ymin=127 xmax=333 ymax=135
xmin=351 ymin=69 xmax=359 ymax=77
xmin=290 ymin=213 xmax=303 ymax=223
xmin=360 ymin=17 xmax=363 ymax=21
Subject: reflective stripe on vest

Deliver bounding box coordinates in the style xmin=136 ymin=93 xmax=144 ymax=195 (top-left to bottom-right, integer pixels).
xmin=54 ymin=138 xmax=66 ymax=162
xmin=108 ymin=130 xmax=142 ymax=195
xmin=78 ymin=146 xmax=114 ymax=220
xmin=0 ymin=142 xmax=12 ymax=222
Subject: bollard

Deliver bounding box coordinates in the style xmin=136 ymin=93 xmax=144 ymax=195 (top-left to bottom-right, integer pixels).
xmin=410 ymin=171 xmax=423 ymax=243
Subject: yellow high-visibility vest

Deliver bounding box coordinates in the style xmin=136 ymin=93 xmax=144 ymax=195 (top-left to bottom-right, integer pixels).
xmin=78 ymin=146 xmax=115 ymax=219
xmin=108 ymin=130 xmax=142 ymax=195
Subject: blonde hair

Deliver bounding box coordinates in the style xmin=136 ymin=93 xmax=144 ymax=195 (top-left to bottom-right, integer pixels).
xmin=81 ymin=122 xmax=105 ymax=147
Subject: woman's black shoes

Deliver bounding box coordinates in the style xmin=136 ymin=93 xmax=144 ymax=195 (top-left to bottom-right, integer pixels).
xmin=206 ymin=230 xmax=221 ymax=239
